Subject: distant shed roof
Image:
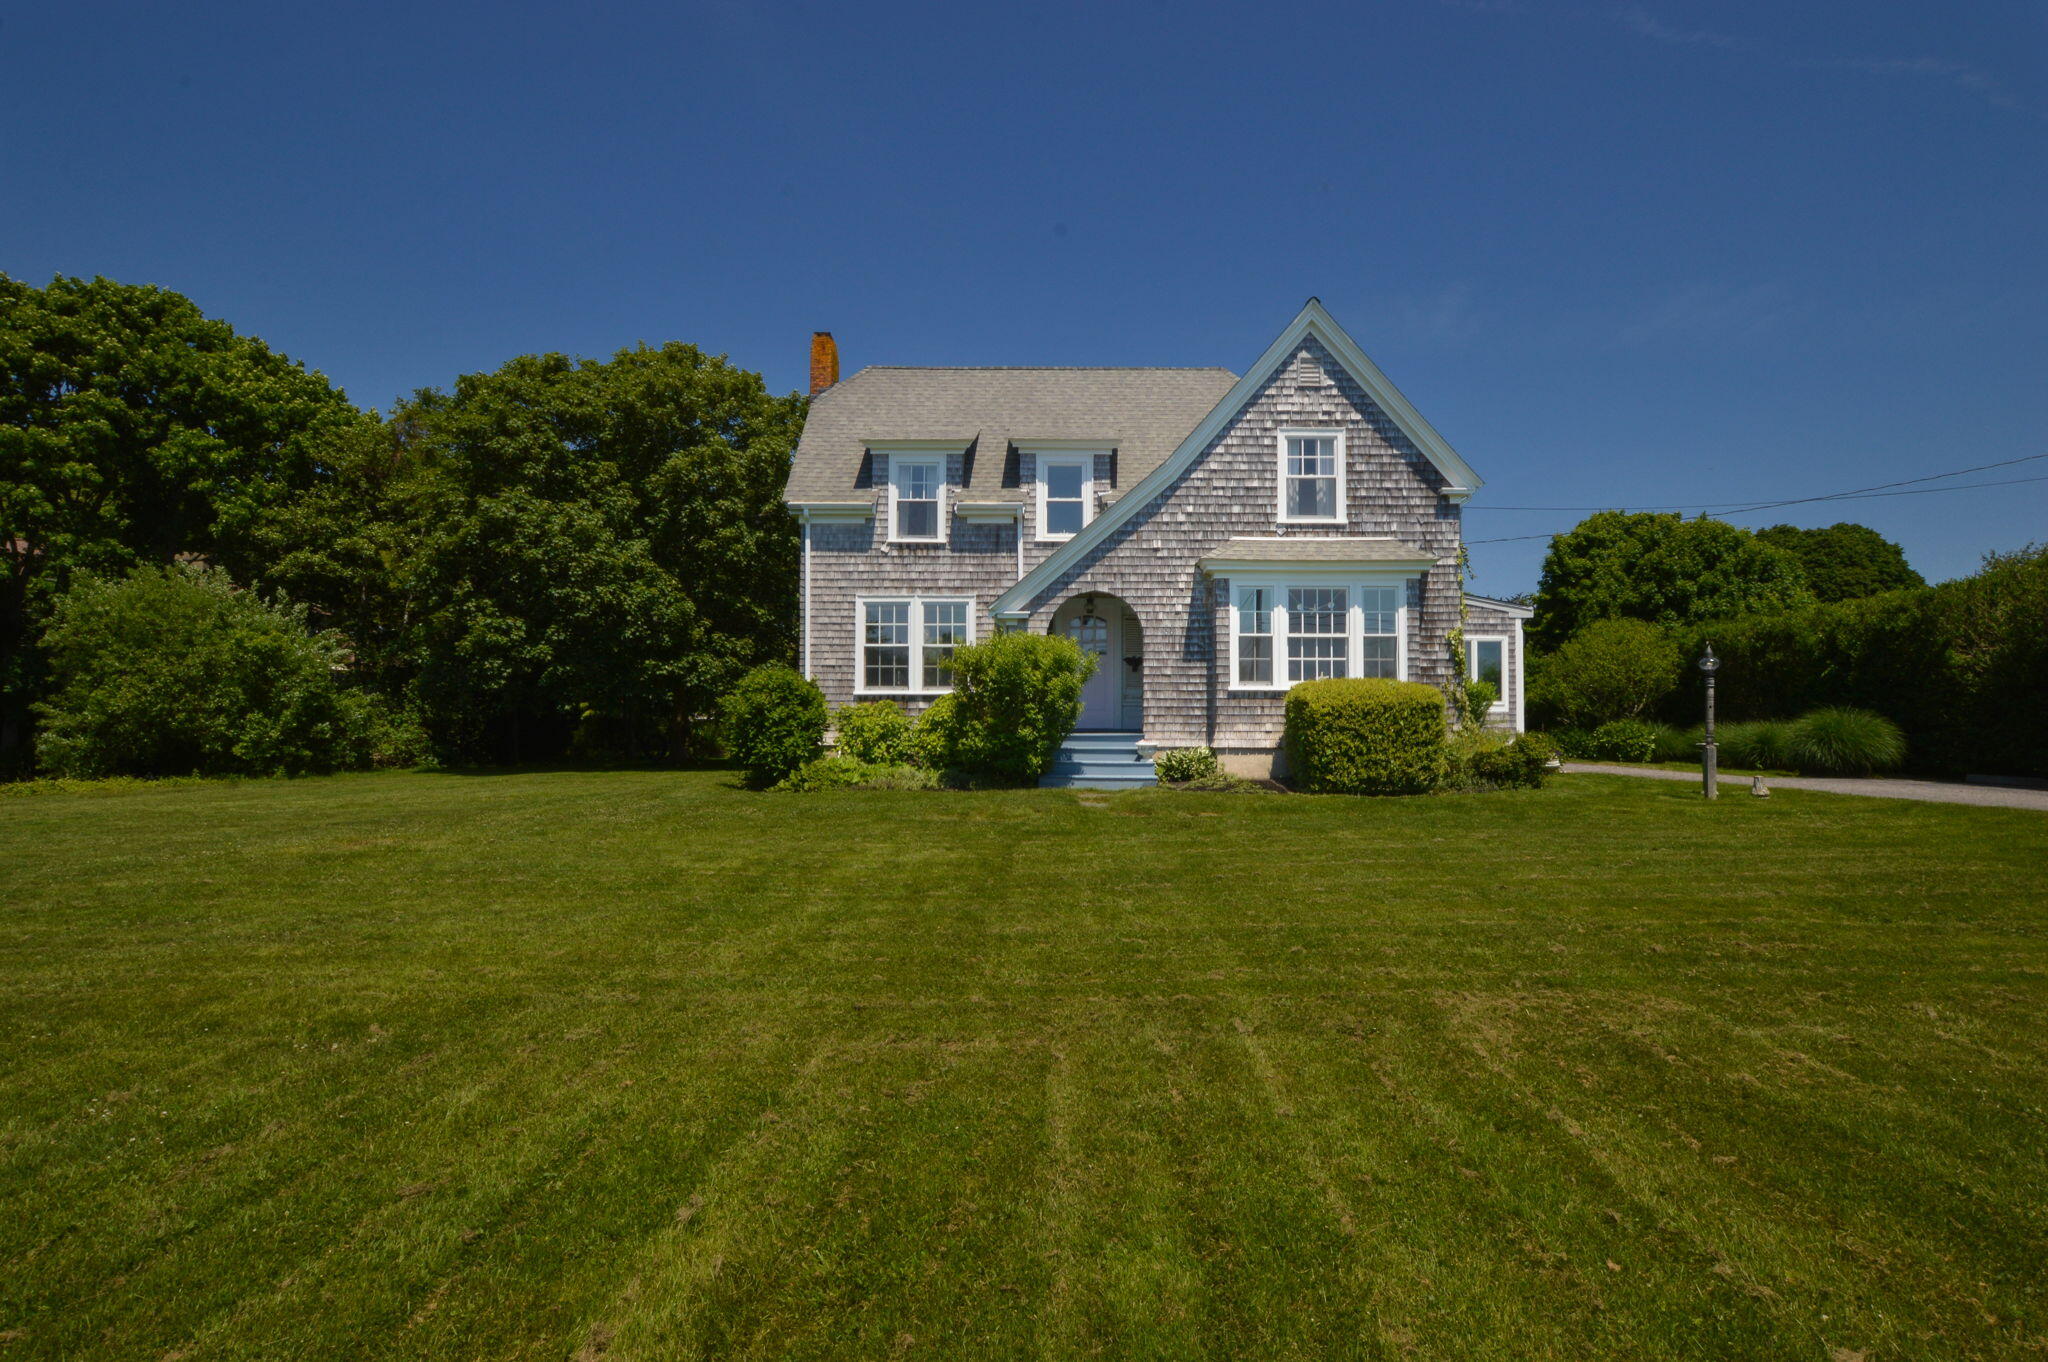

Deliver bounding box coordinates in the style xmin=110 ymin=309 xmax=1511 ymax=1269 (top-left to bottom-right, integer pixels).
xmin=784 ymin=366 xmax=1239 ymax=504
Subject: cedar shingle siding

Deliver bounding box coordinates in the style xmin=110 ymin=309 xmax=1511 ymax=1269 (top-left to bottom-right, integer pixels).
xmin=790 ymin=310 xmax=1502 ymax=755
xmin=1005 ymin=335 xmax=1460 ymax=749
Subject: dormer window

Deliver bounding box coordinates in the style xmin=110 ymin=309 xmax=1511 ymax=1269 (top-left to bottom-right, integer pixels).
xmin=1278 ymin=430 xmax=1344 ymax=524
xmin=1035 ymin=455 xmax=1093 ymax=541
xmin=890 ymin=457 xmax=945 ymax=542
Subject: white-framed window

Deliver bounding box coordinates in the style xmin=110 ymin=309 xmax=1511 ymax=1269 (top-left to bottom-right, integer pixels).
xmin=1467 ymin=635 xmax=1507 ymax=709
xmin=1226 ymin=576 xmax=1407 ymax=692
xmin=1277 ymin=429 xmax=1345 ymax=525
xmin=1287 ymin=587 xmax=1349 ymax=681
xmin=1237 ymin=587 xmax=1273 ymax=686
xmin=858 ymin=597 xmax=973 ymax=693
xmin=1360 ymin=586 xmax=1399 ymax=679
xmin=1035 ymin=455 xmax=1093 ymax=541
xmin=889 ymin=457 xmax=945 ymax=542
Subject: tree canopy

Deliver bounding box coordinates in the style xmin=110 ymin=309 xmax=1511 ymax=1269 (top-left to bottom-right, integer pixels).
xmin=1529 ymin=511 xmax=1812 ymax=650
xmin=1754 ymin=522 xmax=1924 ymax=603
xmin=264 ymin=344 xmax=807 ymax=763
xmin=1 ymin=274 xmax=370 ymax=768
xmin=5 ymin=276 xmax=808 ymax=773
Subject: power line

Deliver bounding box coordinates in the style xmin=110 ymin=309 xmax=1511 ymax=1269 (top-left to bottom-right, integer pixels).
xmin=1469 ymin=450 xmax=2048 ymax=514
xmin=1465 ymin=471 xmax=2048 ymax=546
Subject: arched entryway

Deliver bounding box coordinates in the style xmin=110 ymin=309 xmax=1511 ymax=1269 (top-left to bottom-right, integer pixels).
xmin=1049 ymin=593 xmax=1143 ymax=731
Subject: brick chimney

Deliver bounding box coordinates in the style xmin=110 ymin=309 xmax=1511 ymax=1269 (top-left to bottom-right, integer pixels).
xmin=810 ymin=332 xmax=839 ymax=395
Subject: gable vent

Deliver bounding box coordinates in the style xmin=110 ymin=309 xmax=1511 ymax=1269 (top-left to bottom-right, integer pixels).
xmin=1294 ymin=351 xmax=1325 ymax=387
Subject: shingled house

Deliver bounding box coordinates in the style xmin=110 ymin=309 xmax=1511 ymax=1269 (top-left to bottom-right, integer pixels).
xmin=784 ymin=299 xmax=1527 ymax=785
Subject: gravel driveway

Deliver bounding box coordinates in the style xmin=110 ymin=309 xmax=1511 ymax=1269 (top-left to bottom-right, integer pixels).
xmin=1561 ymin=762 xmax=2048 ymax=811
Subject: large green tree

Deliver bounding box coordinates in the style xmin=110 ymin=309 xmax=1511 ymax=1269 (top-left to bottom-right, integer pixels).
xmin=1529 ymin=511 xmax=1812 ymax=650
xmin=1 ymin=275 xmax=369 ymax=769
xmin=270 ymin=344 xmax=806 ymax=763
xmin=1754 ymin=522 xmax=1924 ymax=603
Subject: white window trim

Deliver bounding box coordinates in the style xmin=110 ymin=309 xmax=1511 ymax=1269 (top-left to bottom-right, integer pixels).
xmin=1276 ymin=428 xmax=1347 ymax=526
xmin=1032 ymin=452 xmax=1097 ymax=543
xmin=1223 ymin=569 xmax=1409 ymax=694
xmin=884 ymin=454 xmax=948 ymax=544
xmin=1466 ymin=634 xmax=1511 ymax=714
xmin=854 ymin=595 xmax=975 ymax=696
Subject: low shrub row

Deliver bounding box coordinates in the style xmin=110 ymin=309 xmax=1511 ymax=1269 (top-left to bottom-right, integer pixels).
xmin=1286 ymin=678 xmax=1554 ymax=795
xmin=1547 ymin=707 xmax=1907 ymax=775
xmin=719 ymin=631 xmax=1097 ymax=789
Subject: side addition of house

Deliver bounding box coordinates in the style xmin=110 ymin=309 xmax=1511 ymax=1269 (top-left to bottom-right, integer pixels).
xmin=784 ymin=300 xmax=1526 ymax=781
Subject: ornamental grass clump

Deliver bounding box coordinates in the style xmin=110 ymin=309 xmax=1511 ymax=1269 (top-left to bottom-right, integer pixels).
xmin=1712 ymin=720 xmax=1796 ymax=771
xmin=1284 ymin=678 xmax=1450 ymax=795
xmin=1787 ymin=707 xmax=1906 ymax=775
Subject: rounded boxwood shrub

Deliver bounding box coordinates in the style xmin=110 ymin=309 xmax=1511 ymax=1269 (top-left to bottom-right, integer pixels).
xmin=1787 ymin=707 xmax=1905 ymax=775
xmin=1284 ymin=678 xmax=1450 ymax=795
xmin=833 ymin=700 xmax=913 ymax=765
xmin=718 ymin=664 xmax=826 ymax=788
xmin=1153 ymin=747 xmax=1220 ymax=783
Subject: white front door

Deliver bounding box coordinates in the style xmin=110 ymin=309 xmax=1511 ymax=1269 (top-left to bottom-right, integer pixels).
xmin=1064 ymin=608 xmax=1120 ymax=729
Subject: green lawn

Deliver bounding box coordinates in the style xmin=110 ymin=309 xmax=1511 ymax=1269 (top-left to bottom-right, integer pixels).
xmin=3 ymin=771 xmax=2045 ymax=1360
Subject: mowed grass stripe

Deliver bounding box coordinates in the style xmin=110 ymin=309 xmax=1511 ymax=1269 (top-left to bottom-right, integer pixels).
xmin=1 ymin=769 xmax=2044 ymax=1359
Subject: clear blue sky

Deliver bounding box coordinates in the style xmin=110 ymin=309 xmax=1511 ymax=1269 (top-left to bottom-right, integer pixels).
xmin=5 ymin=0 xmax=2043 ymax=593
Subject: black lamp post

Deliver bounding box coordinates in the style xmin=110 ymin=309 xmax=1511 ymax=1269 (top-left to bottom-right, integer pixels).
xmin=1698 ymin=643 xmax=1720 ymax=800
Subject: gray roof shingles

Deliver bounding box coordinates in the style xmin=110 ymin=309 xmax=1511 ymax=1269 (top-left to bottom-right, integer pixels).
xmin=783 ymin=366 xmax=1239 ymax=504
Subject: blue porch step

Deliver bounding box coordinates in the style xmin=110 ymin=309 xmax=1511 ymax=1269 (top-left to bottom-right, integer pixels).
xmin=1039 ymin=730 xmax=1157 ymax=790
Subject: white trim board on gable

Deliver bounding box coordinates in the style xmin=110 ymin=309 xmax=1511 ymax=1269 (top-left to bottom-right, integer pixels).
xmin=991 ymin=299 xmax=1482 ymax=620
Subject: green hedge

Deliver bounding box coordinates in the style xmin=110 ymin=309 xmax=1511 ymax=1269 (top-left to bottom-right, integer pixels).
xmin=718 ymin=664 xmax=826 ymax=788
xmin=1284 ymin=678 xmax=1450 ymax=795
xmin=1659 ymin=546 xmax=2047 ymax=776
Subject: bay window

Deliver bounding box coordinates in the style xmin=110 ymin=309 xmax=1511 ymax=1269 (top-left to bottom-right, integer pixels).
xmin=1226 ymin=577 xmax=1406 ymax=691
xmin=859 ymin=597 xmax=973 ymax=693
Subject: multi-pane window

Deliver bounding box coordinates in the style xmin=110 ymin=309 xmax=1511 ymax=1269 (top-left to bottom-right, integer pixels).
xmin=863 ymin=601 xmax=911 ymax=690
xmin=1287 ymin=587 xmax=1349 ymax=681
xmin=1468 ymin=636 xmax=1505 ymax=704
xmin=1039 ymin=458 xmax=1090 ymax=539
xmin=860 ymin=598 xmax=971 ymax=692
xmin=1236 ymin=587 xmax=1273 ymax=685
xmin=1282 ymin=434 xmax=1340 ymax=522
xmin=1228 ymin=580 xmax=1406 ymax=689
xmin=922 ymin=601 xmax=968 ymax=689
xmin=892 ymin=459 xmax=943 ymax=541
xmin=1360 ymin=586 xmax=1399 ymax=679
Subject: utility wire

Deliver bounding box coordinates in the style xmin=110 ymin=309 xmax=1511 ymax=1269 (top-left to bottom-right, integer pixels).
xmin=1470 ymin=450 xmax=2048 ymax=513
xmin=1465 ymin=471 xmax=2048 ymax=546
